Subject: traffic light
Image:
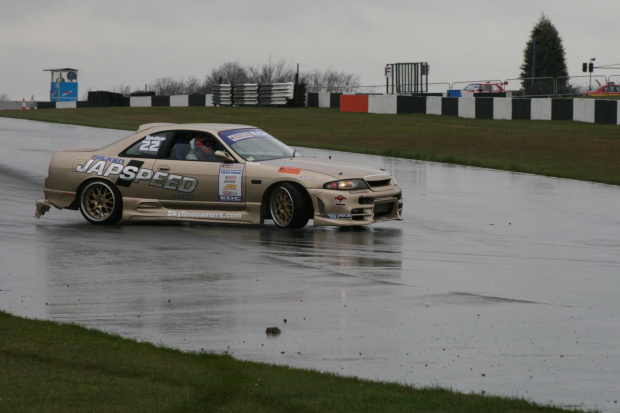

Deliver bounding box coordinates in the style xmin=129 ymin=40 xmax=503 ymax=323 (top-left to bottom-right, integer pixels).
xmin=583 ymin=63 xmax=588 ymax=72
xmin=589 ymin=62 xmax=594 ymax=73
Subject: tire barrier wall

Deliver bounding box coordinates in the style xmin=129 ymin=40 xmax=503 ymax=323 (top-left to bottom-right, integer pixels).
xmin=33 ymin=92 xmax=620 ymax=125
xmin=213 ymin=82 xmax=298 ymax=106
xmin=38 ymin=82 xmax=300 ymax=109
xmin=38 ymin=94 xmax=215 ymax=109
xmin=306 ymin=92 xmax=620 ymax=125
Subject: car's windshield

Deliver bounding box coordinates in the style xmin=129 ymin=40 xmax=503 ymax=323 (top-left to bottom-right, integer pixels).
xmin=463 ymin=84 xmax=481 ymax=91
xmin=218 ymin=128 xmax=296 ymax=161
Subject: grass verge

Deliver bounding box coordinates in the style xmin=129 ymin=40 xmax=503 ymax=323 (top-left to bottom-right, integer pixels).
xmin=1 ymin=106 xmax=619 ymax=185
xmin=0 ymin=311 xmax=588 ymax=412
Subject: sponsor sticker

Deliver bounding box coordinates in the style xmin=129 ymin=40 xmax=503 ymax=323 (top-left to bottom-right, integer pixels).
xmin=327 ymin=213 xmax=352 ymax=219
xmin=334 ymin=195 xmax=347 ymax=206
xmin=167 ymin=210 xmax=242 ymax=219
xmin=219 ymin=129 xmax=273 ymax=146
xmin=92 ymin=155 xmax=125 ymax=164
xmin=278 ymin=166 xmax=302 ymax=175
xmin=227 ymin=132 xmax=254 ymax=142
xmin=218 ymin=164 xmax=244 ymax=202
xmin=75 ymin=159 xmax=198 ymax=193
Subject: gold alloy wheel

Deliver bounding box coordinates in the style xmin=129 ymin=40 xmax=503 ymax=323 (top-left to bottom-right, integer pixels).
xmin=82 ymin=182 xmax=115 ymax=221
xmin=270 ymin=186 xmax=294 ymax=227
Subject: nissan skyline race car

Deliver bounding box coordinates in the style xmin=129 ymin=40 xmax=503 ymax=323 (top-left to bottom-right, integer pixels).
xmin=35 ymin=123 xmax=403 ymax=229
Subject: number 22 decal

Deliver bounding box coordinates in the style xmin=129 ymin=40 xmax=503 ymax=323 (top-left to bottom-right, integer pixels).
xmin=140 ymin=140 xmax=161 ymax=152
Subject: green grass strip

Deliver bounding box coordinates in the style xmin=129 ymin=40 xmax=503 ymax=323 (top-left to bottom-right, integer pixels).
xmin=0 ymin=311 xmax=588 ymax=412
xmin=2 ymin=106 xmax=619 ymax=186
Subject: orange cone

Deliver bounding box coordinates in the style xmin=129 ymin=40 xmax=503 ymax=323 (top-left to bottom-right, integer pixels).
xmin=21 ymin=98 xmax=26 ymax=110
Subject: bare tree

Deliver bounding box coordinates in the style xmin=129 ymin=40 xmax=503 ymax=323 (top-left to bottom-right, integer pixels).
xmin=151 ymin=77 xmax=187 ymax=95
xmin=184 ymin=75 xmax=202 ymax=94
xmin=300 ymin=68 xmax=360 ymax=92
xmin=103 ymin=59 xmax=360 ymax=95
xmin=0 ymin=92 xmax=9 ymax=101
xmin=110 ymin=84 xmax=134 ymax=96
xmin=204 ymin=61 xmax=250 ymax=91
xmin=247 ymin=56 xmax=296 ymax=84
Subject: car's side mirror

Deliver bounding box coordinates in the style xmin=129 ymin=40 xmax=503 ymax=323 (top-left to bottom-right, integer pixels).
xmin=215 ymin=150 xmax=235 ymax=162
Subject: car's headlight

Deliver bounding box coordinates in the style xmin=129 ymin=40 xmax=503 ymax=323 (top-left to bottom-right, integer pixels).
xmin=323 ymin=179 xmax=369 ymax=190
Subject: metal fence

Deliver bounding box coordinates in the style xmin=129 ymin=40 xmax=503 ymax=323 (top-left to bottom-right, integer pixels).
xmin=307 ymin=75 xmax=618 ymax=98
xmin=306 ymin=82 xmax=450 ymax=95
xmin=504 ymin=77 xmax=554 ymax=97
xmin=451 ymin=79 xmax=503 ymax=92
xmin=557 ymin=75 xmax=608 ymax=96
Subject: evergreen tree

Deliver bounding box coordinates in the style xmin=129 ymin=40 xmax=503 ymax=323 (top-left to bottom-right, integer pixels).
xmin=520 ymin=14 xmax=569 ymax=93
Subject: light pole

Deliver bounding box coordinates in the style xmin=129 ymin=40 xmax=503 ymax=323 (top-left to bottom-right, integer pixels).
xmin=589 ymin=57 xmax=596 ymax=90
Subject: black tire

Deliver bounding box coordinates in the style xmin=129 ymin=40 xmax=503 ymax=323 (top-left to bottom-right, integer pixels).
xmin=269 ymin=183 xmax=309 ymax=229
xmin=79 ymin=180 xmax=123 ymax=225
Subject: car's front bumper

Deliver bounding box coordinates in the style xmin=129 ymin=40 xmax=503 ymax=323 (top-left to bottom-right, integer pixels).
xmin=309 ymin=188 xmax=403 ymax=227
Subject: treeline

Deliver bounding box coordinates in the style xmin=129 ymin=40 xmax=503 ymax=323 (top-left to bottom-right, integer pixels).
xmin=110 ymin=58 xmax=360 ymax=96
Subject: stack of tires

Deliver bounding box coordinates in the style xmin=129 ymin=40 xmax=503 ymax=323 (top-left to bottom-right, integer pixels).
xmin=232 ymin=84 xmax=259 ymax=106
xmin=212 ymin=84 xmax=232 ymax=106
xmin=87 ymin=91 xmax=125 ymax=107
xmin=258 ymin=82 xmax=294 ymax=106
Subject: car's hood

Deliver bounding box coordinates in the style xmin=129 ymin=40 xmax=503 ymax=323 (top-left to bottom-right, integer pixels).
xmin=264 ymin=157 xmax=391 ymax=180
xmin=56 ymin=147 xmax=100 ymax=153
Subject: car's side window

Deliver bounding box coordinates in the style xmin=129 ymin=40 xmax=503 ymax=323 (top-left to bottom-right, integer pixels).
xmin=120 ymin=132 xmax=173 ymax=158
xmin=166 ymin=132 xmax=221 ymax=162
xmin=167 ymin=133 xmax=195 ymax=160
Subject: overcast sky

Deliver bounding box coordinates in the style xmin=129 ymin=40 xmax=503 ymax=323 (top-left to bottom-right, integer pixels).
xmin=1 ymin=0 xmax=618 ymax=100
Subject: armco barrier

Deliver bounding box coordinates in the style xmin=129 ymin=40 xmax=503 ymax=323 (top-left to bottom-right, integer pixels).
xmin=33 ymin=91 xmax=620 ymax=126
xmin=595 ymin=100 xmax=618 ymax=124
xmin=340 ymin=95 xmax=368 ymax=113
xmin=574 ymin=99 xmax=595 ymax=123
xmin=306 ymin=92 xmax=619 ymax=125
xmin=458 ymin=99 xmax=475 ymax=119
xmin=493 ymin=98 xmax=511 ymax=120
xmin=368 ymin=95 xmax=397 ymax=114
xmin=531 ymin=99 xmax=551 ymax=120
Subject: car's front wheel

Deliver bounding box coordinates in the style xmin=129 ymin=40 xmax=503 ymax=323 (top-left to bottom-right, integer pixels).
xmin=269 ymin=183 xmax=309 ymax=229
xmin=79 ymin=180 xmax=123 ymax=225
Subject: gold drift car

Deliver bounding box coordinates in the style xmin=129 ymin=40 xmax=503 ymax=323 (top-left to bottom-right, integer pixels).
xmin=35 ymin=123 xmax=403 ymax=229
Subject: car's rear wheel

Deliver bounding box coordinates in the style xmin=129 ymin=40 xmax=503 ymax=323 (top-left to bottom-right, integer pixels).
xmin=269 ymin=183 xmax=309 ymax=229
xmin=79 ymin=180 xmax=122 ymax=225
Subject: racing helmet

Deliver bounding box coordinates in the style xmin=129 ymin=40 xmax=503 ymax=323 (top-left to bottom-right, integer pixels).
xmin=193 ymin=136 xmax=213 ymax=155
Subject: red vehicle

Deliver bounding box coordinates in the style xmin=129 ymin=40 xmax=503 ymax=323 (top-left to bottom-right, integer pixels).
xmin=462 ymin=82 xmax=508 ymax=93
xmin=583 ymin=83 xmax=620 ymax=97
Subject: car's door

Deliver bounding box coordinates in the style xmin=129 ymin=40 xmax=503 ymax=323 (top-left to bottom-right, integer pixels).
xmin=110 ymin=130 xmax=172 ymax=199
xmin=150 ymin=131 xmax=246 ymax=211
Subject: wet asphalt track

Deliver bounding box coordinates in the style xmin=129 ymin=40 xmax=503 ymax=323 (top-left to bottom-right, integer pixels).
xmin=1 ymin=117 xmax=620 ymax=412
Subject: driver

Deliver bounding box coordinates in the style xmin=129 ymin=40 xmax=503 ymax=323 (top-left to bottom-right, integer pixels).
xmin=186 ymin=136 xmax=217 ymax=161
